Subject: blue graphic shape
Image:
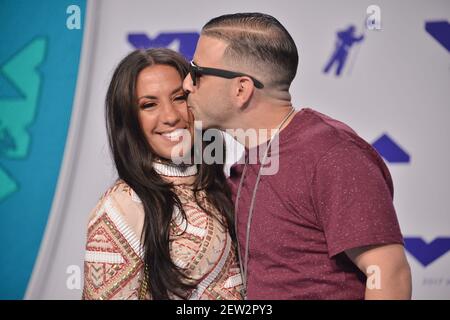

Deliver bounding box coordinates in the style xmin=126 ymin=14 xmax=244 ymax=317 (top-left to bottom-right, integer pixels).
xmin=372 ymin=134 xmax=410 ymax=164
xmin=425 ymin=21 xmax=450 ymax=53
xmin=404 ymin=237 xmax=450 ymax=267
xmin=323 ymin=25 xmax=364 ymax=76
xmin=128 ymin=32 xmax=199 ymax=61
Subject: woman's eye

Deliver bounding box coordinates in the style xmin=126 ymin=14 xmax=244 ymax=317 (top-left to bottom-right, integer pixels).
xmin=141 ymin=102 xmax=156 ymax=109
xmin=174 ymin=95 xmax=187 ymax=101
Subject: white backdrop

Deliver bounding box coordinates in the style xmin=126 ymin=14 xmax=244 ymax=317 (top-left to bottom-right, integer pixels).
xmin=26 ymin=0 xmax=450 ymax=299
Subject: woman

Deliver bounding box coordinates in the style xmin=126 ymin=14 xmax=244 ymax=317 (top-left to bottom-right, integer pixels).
xmin=82 ymin=48 xmax=243 ymax=300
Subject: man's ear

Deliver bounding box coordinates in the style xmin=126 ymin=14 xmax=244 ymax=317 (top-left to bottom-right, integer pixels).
xmin=234 ymin=77 xmax=255 ymax=108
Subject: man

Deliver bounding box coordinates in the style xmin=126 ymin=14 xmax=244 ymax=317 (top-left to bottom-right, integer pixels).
xmin=183 ymin=13 xmax=411 ymax=299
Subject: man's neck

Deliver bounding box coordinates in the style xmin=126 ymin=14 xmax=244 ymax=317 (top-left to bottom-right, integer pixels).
xmin=227 ymin=102 xmax=296 ymax=149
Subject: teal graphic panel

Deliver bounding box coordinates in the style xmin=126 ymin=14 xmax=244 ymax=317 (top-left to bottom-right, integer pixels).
xmin=0 ymin=0 xmax=86 ymax=299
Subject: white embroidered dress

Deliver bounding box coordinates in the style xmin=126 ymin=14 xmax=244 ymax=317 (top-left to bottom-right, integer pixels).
xmin=82 ymin=163 xmax=243 ymax=300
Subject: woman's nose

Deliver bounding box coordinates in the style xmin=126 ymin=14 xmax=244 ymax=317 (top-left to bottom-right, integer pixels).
xmin=183 ymin=73 xmax=195 ymax=93
xmin=160 ymin=102 xmax=180 ymax=126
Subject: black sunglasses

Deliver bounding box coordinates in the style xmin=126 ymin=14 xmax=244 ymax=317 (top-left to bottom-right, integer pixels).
xmin=189 ymin=61 xmax=264 ymax=89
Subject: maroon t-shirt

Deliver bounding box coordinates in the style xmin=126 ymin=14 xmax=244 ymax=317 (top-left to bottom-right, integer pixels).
xmin=228 ymin=108 xmax=404 ymax=299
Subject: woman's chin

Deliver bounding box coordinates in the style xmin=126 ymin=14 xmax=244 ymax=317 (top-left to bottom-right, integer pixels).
xmin=154 ymin=149 xmax=194 ymax=165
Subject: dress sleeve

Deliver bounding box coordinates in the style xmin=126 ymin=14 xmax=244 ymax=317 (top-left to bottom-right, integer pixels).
xmin=82 ymin=193 xmax=147 ymax=300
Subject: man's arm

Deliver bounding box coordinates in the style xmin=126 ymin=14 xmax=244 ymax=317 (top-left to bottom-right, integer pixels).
xmin=346 ymin=244 xmax=412 ymax=300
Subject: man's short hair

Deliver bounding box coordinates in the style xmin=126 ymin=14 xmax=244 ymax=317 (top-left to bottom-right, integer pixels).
xmin=202 ymin=12 xmax=299 ymax=89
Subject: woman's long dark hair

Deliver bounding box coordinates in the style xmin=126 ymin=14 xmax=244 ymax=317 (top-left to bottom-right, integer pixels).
xmin=105 ymin=48 xmax=235 ymax=299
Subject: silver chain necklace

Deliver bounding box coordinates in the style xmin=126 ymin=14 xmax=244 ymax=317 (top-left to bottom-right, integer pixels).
xmin=234 ymin=107 xmax=295 ymax=299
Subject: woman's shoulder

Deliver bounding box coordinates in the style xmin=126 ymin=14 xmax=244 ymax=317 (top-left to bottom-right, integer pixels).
xmin=87 ymin=179 xmax=145 ymax=244
xmin=90 ymin=179 xmax=142 ymax=213
xmin=83 ymin=179 xmax=145 ymax=300
xmin=99 ymin=179 xmax=142 ymax=205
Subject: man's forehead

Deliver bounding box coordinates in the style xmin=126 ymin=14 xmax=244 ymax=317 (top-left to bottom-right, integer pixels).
xmin=193 ymin=35 xmax=227 ymax=65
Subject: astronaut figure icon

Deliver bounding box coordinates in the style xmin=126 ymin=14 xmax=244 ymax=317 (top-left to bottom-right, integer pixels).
xmin=323 ymin=25 xmax=364 ymax=76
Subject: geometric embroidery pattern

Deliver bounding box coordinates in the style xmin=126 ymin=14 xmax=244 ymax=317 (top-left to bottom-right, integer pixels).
xmin=82 ymin=211 xmax=143 ymax=300
xmin=82 ymin=180 xmax=243 ymax=300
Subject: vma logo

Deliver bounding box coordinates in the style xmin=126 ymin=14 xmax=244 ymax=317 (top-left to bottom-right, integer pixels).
xmin=323 ymin=24 xmax=365 ymax=77
xmin=372 ymin=133 xmax=410 ymax=164
xmin=404 ymin=237 xmax=450 ymax=267
xmin=128 ymin=32 xmax=199 ymax=60
xmin=0 ymin=37 xmax=47 ymax=201
xmin=425 ymin=20 xmax=450 ymax=53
